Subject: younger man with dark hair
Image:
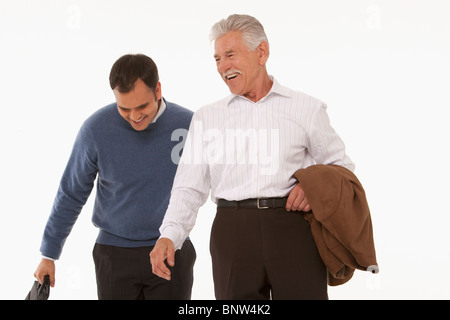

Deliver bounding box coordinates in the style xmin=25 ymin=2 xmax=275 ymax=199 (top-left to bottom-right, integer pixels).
xmin=33 ymin=54 xmax=195 ymax=300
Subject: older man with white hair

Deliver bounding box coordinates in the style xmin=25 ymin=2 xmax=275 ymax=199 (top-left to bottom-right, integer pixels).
xmin=151 ymin=14 xmax=354 ymax=300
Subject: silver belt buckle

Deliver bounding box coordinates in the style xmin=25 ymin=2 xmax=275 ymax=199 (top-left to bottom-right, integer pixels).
xmin=257 ymin=198 xmax=269 ymax=209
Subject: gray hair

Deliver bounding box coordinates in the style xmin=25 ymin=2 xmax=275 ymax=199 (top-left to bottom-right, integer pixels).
xmin=210 ymin=14 xmax=270 ymax=52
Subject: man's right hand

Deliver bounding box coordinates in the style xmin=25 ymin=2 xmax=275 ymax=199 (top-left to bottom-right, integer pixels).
xmin=34 ymin=258 xmax=56 ymax=287
xmin=149 ymin=238 xmax=175 ymax=281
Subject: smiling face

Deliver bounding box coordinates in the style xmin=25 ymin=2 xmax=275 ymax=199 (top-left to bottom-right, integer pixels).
xmin=214 ymin=31 xmax=271 ymax=102
xmin=114 ymin=78 xmax=162 ymax=131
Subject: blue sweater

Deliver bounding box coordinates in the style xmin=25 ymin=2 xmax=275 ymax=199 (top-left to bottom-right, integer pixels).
xmin=40 ymin=99 xmax=193 ymax=259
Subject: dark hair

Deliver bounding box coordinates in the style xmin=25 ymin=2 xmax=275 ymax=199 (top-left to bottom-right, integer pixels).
xmin=109 ymin=54 xmax=159 ymax=93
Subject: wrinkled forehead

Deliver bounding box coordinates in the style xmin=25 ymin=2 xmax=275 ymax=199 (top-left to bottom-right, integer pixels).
xmin=213 ymin=31 xmax=247 ymax=56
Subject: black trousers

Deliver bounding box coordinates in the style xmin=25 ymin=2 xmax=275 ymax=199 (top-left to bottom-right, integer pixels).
xmin=210 ymin=207 xmax=327 ymax=300
xmin=93 ymin=240 xmax=196 ymax=300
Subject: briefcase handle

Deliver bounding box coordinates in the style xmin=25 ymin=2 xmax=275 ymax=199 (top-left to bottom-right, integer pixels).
xmin=38 ymin=275 xmax=50 ymax=296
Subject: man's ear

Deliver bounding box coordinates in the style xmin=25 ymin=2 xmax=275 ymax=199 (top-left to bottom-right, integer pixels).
xmin=257 ymin=41 xmax=270 ymax=65
xmin=155 ymin=81 xmax=162 ymax=101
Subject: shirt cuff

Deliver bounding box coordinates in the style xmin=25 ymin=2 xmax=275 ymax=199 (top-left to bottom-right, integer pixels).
xmin=159 ymin=229 xmax=185 ymax=251
xmin=42 ymin=255 xmax=56 ymax=261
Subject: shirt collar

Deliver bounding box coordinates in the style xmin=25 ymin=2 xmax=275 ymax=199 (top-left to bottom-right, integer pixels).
xmin=225 ymin=76 xmax=292 ymax=106
xmin=151 ymin=97 xmax=166 ymax=123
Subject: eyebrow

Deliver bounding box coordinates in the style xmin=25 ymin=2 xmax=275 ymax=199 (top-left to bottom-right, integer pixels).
xmin=118 ymin=102 xmax=149 ymax=111
xmin=214 ymin=49 xmax=236 ymax=59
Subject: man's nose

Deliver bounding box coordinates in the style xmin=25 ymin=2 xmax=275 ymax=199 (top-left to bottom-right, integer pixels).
xmin=130 ymin=109 xmax=141 ymax=121
xmin=217 ymin=59 xmax=230 ymax=75
xmin=217 ymin=58 xmax=231 ymax=73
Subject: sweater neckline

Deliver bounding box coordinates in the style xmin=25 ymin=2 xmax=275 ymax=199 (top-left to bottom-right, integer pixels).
xmin=114 ymin=98 xmax=169 ymax=133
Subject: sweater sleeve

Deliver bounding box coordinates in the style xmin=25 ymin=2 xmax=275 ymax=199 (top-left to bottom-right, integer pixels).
xmin=39 ymin=123 xmax=98 ymax=260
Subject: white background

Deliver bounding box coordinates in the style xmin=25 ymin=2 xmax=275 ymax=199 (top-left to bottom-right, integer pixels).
xmin=1 ymin=0 xmax=449 ymax=300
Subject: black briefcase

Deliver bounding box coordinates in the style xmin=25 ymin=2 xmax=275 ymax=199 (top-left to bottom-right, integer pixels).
xmin=25 ymin=275 xmax=50 ymax=300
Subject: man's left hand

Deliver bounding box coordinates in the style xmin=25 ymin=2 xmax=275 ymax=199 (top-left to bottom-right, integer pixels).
xmin=285 ymin=183 xmax=311 ymax=212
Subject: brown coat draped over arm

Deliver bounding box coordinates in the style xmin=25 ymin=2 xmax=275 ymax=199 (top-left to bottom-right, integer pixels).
xmin=294 ymin=165 xmax=379 ymax=286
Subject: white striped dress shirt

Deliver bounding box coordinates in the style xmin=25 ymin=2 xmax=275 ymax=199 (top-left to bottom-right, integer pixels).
xmin=160 ymin=77 xmax=355 ymax=249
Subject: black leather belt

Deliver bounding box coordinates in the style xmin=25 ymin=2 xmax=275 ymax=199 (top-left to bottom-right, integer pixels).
xmin=217 ymin=197 xmax=288 ymax=209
